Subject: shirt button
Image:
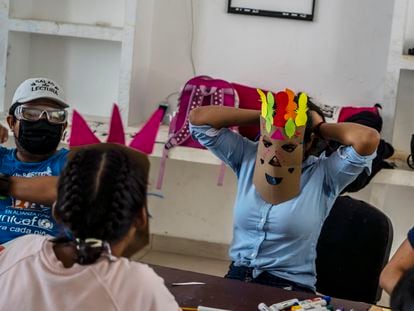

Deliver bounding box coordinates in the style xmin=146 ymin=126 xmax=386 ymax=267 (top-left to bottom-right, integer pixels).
xmin=261 ymin=218 xmax=265 ymax=223
xmin=251 ymin=252 xmax=256 ymax=257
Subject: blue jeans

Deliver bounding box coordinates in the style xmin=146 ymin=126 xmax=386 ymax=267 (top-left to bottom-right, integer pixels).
xmin=224 ymin=263 xmax=315 ymax=293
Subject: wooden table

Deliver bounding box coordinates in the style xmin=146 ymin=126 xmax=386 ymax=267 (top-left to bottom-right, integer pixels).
xmin=153 ymin=265 xmax=373 ymax=311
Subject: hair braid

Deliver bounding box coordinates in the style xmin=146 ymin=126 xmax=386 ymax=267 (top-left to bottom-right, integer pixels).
xmin=54 ymin=147 xmax=148 ymax=265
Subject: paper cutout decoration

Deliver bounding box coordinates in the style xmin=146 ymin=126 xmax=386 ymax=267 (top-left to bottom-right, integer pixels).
xmin=253 ymin=115 xmax=305 ymax=205
xmin=257 ymin=88 xmax=268 ymax=118
xmin=69 ymin=104 xmax=166 ymax=155
xmin=284 ymin=89 xmax=297 ymax=121
xmin=266 ymin=92 xmax=275 ymax=134
xmin=284 ymin=88 xmax=298 ymax=139
xmin=107 ymin=105 xmax=125 ymax=145
xmin=253 ymin=88 xmax=309 ymax=205
xmin=130 ymin=108 xmax=166 ymax=154
xmin=256 ymin=89 xmax=308 ymax=139
xmin=271 ymin=129 xmax=285 ymax=141
xmin=295 ymin=93 xmax=308 ymax=127
xmin=284 ymin=118 xmax=296 ymax=138
xmin=69 ymin=111 xmax=101 ymax=147
xmin=274 ymin=91 xmax=288 ymax=127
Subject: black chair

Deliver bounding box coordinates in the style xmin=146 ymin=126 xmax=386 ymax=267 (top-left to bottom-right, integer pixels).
xmin=315 ymin=195 xmax=393 ymax=304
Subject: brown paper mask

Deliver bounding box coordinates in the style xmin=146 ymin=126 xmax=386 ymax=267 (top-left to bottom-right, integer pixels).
xmin=253 ymin=89 xmax=308 ymax=205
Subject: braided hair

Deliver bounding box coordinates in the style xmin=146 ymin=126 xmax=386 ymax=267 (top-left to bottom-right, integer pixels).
xmin=54 ymin=146 xmax=149 ymax=265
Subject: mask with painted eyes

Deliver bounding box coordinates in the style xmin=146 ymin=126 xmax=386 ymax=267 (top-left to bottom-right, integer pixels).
xmin=253 ymin=89 xmax=308 ymax=205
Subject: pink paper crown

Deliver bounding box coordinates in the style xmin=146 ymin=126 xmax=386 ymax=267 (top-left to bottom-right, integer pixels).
xmin=69 ymin=104 xmax=165 ymax=154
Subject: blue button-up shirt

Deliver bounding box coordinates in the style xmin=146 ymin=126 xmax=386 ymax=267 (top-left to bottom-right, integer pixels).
xmin=191 ymin=124 xmax=376 ymax=290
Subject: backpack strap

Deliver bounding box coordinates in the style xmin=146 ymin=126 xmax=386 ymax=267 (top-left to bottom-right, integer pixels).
xmin=156 ymin=113 xmax=178 ymax=190
xmin=157 ymin=80 xmax=236 ymax=190
xmin=164 ymin=84 xmax=205 ymax=149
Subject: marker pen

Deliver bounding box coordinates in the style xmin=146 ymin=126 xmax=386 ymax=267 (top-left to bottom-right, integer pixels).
xmin=258 ymin=303 xmax=271 ymax=311
xmin=270 ymin=299 xmax=299 ymax=310
xmin=299 ymin=298 xmax=327 ymax=309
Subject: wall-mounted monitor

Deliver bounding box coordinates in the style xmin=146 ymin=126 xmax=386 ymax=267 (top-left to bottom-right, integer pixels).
xmin=227 ymin=0 xmax=316 ymax=21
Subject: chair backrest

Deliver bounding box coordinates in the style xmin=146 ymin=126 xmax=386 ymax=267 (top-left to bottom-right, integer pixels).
xmin=315 ymin=195 xmax=393 ymax=304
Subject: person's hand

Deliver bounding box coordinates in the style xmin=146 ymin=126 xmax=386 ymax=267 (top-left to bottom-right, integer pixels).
xmin=0 ymin=124 xmax=9 ymax=144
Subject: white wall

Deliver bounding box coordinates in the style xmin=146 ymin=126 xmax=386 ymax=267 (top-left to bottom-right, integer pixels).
xmin=129 ymin=0 xmax=156 ymax=125
xmin=140 ymin=0 xmax=394 ymax=118
xmin=5 ymin=1 xmax=125 ymax=117
xmin=404 ymin=0 xmax=414 ymax=53
xmin=9 ymin=0 xmax=124 ymax=27
xmin=5 ymin=33 xmax=121 ymax=117
xmin=148 ymin=159 xmax=236 ymax=244
xmin=392 ymin=69 xmax=414 ymax=152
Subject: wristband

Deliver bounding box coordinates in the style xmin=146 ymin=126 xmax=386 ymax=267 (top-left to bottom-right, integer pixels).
xmin=0 ymin=174 xmax=11 ymax=197
xmin=313 ymin=121 xmax=326 ymax=140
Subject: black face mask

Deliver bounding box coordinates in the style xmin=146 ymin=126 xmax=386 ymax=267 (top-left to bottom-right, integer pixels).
xmin=17 ymin=119 xmax=64 ymax=155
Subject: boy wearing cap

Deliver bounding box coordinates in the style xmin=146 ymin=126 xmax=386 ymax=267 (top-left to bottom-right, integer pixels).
xmin=0 ymin=78 xmax=69 ymax=244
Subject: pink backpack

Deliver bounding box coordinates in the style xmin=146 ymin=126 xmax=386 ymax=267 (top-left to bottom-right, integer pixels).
xmin=156 ymin=76 xmax=237 ymax=189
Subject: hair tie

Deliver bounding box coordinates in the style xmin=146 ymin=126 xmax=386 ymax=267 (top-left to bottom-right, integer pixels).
xmin=75 ymin=238 xmax=116 ymax=262
xmin=103 ymin=241 xmax=117 ymax=262
xmin=75 ymin=238 xmax=103 ymax=249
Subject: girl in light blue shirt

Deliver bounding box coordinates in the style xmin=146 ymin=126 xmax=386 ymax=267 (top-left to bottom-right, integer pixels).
xmin=190 ymin=93 xmax=379 ymax=292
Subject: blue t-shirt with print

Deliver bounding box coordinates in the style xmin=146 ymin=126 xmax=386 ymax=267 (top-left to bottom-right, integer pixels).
xmin=0 ymin=147 xmax=69 ymax=244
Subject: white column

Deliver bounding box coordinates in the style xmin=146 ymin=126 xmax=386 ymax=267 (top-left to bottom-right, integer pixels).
xmin=382 ymin=0 xmax=409 ymax=142
xmin=119 ymin=0 xmax=138 ymax=125
xmin=0 ymin=0 xmax=10 ymax=112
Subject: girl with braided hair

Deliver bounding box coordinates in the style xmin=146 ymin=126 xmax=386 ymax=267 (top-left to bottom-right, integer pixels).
xmin=0 ymin=144 xmax=180 ymax=311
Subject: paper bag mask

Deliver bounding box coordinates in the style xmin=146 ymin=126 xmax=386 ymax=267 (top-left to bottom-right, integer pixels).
xmin=253 ymin=89 xmax=308 ymax=205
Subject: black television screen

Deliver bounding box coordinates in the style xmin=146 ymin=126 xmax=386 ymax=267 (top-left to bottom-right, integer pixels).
xmin=228 ymin=0 xmax=316 ymax=21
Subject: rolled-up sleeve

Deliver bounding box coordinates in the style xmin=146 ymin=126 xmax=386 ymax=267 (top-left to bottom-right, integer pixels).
xmin=322 ymin=146 xmax=376 ymax=196
xmin=408 ymin=227 xmax=414 ymax=249
xmin=190 ymin=123 xmax=255 ymax=174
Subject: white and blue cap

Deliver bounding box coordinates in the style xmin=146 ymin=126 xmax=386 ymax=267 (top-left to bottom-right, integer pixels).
xmin=11 ymin=77 xmax=69 ymax=109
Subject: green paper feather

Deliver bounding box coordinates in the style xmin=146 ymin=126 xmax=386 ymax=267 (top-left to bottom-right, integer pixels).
xmin=285 ymin=118 xmax=296 ymax=138
xmin=267 ymin=92 xmax=274 ymax=124
xmin=266 ymin=120 xmax=272 ymax=134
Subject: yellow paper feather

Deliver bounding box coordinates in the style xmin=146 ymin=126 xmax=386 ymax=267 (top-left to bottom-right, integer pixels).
xmin=295 ymin=93 xmax=308 ymax=127
xmin=257 ymin=89 xmax=268 ymax=118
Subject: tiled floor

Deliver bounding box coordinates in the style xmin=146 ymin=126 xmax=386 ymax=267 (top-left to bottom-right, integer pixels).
xmin=134 ymin=249 xmax=230 ymax=277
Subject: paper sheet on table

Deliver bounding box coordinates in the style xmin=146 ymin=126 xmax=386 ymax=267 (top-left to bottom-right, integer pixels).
xmin=172 ymin=282 xmax=206 ymax=286
xmin=198 ymin=307 xmax=231 ymax=311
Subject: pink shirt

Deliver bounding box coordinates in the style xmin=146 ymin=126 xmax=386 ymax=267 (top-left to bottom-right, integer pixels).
xmin=0 ymin=235 xmax=180 ymax=311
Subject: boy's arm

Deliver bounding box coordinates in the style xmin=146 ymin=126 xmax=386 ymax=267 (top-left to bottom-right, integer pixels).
xmin=380 ymin=239 xmax=414 ymax=294
xmin=0 ymin=124 xmax=8 ymax=144
xmin=189 ymin=106 xmax=260 ymax=129
xmin=8 ymin=176 xmax=58 ymax=206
